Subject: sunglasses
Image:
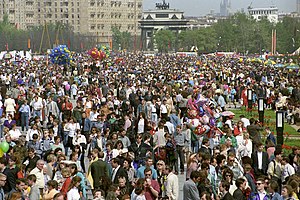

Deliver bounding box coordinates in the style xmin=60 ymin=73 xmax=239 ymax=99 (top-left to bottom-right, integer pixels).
xmin=157 ymin=163 xmax=163 ymax=166
xmin=145 ymin=174 xmax=152 ymax=176
xmin=256 ymin=182 xmax=263 ymax=185
xmin=225 ymin=174 xmax=232 ymax=177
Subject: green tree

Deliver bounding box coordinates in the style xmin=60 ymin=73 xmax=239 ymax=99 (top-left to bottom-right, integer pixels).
xmin=111 ymin=26 xmax=132 ymax=50
xmin=154 ymin=29 xmax=175 ymax=53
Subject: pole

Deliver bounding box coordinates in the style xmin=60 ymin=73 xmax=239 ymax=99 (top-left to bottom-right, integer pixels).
xmin=276 ymin=111 xmax=284 ymax=145
xmin=258 ymin=97 xmax=264 ymax=125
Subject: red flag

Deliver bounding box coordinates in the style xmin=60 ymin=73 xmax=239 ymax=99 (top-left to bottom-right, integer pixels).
xmin=80 ymin=42 xmax=84 ymax=50
xmin=5 ymin=43 xmax=8 ymax=51
xmin=68 ymin=39 xmax=71 ymax=49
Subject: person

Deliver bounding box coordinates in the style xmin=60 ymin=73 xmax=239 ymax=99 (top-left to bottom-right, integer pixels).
xmin=267 ymin=180 xmax=283 ymax=200
xmin=183 ymin=171 xmax=200 ymax=200
xmin=233 ymin=177 xmax=247 ymax=200
xmin=19 ymin=100 xmax=30 ymax=132
xmin=60 ymin=167 xmax=72 ymax=198
xmin=0 ymin=156 xmax=16 ymax=194
xmin=136 ymin=157 xmax=158 ymax=180
xmin=69 ymin=163 xmax=87 ymax=199
xmin=174 ymin=125 xmax=186 ymax=174
xmin=111 ymin=157 xmax=128 ymax=184
xmin=27 ymin=174 xmax=40 ymax=200
xmin=53 ymin=192 xmax=64 ymax=200
xmin=67 ymin=176 xmax=82 ymax=200
xmin=0 ymin=173 xmax=6 ymax=200
xmin=29 ymin=159 xmax=45 ymax=195
xmin=163 ymin=165 xmax=179 ymax=200
xmin=248 ymin=177 xmax=270 ymax=200
xmin=247 ymin=118 xmax=263 ymax=152
xmin=281 ymin=156 xmax=295 ymax=184
xmin=131 ymin=178 xmax=146 ymax=200
xmin=252 ymin=142 xmax=269 ymax=177
xmin=267 ymin=149 xmax=283 ymax=190
xmin=186 ymin=154 xmax=198 ymax=180
xmin=43 ymin=180 xmax=59 ymax=200
xmin=281 ymin=185 xmax=295 ymax=200
xmin=143 ymin=167 xmax=160 ymax=200
xmin=4 ymin=114 xmax=16 ymax=130
xmin=219 ymin=180 xmax=234 ymax=200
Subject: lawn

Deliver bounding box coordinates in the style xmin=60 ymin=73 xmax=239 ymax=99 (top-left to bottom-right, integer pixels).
xmin=229 ymin=107 xmax=299 ymax=136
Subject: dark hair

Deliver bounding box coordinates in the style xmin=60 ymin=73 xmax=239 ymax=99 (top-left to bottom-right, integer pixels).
xmin=0 ymin=157 xmax=7 ymax=165
xmin=235 ymin=178 xmax=245 ymax=188
xmin=112 ymin=157 xmax=121 ymax=165
xmin=69 ymin=163 xmax=78 ymax=175
xmin=67 ymin=176 xmax=81 ymax=191
xmin=190 ymin=171 xmax=200 ymax=180
xmin=47 ymin=180 xmax=58 ymax=190
xmin=53 ymin=192 xmax=64 ymax=200
xmin=32 ymin=134 xmax=39 ymax=139
xmin=16 ymin=178 xmax=26 ymax=185
xmin=221 ymin=180 xmax=231 ymax=191
xmin=144 ymin=167 xmax=152 ymax=174
xmin=27 ymin=174 xmax=37 ymax=182
xmin=216 ymin=154 xmax=226 ymax=165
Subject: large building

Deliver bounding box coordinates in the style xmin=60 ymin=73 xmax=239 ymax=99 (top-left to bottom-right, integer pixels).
xmin=297 ymin=0 xmax=300 ymax=14
xmin=220 ymin=0 xmax=231 ymax=17
xmin=0 ymin=0 xmax=142 ymax=44
xmin=248 ymin=6 xmax=279 ymax=23
xmin=139 ymin=1 xmax=189 ymax=51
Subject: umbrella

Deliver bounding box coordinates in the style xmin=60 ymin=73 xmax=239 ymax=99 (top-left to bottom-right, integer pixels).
xmin=221 ymin=111 xmax=235 ymax=116
xmin=264 ymin=60 xmax=276 ymax=65
xmin=286 ymin=64 xmax=299 ymax=69
xmin=274 ymin=63 xmax=284 ymax=68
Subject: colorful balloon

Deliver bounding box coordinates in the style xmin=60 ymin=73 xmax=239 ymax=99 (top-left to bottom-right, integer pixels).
xmin=0 ymin=141 xmax=9 ymax=153
xmin=0 ymin=149 xmax=3 ymax=157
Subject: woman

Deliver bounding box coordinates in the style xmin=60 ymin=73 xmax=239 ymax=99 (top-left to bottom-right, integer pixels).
xmin=46 ymin=114 xmax=55 ymax=130
xmin=131 ymin=178 xmax=146 ymax=200
xmin=72 ymin=130 xmax=87 ymax=172
xmin=8 ymin=124 xmax=22 ymax=141
xmin=43 ymin=180 xmax=59 ymax=200
xmin=51 ymin=136 xmax=65 ymax=154
xmin=156 ymin=160 xmax=166 ymax=197
xmin=186 ymin=154 xmax=199 ymax=180
xmin=70 ymin=150 xmax=82 ymax=172
xmin=70 ymin=163 xmax=87 ymax=199
xmin=61 ymin=97 xmax=73 ymax=121
xmin=60 ymin=167 xmax=72 ymax=198
xmin=123 ymin=157 xmax=135 ymax=184
xmin=87 ymin=148 xmax=99 ymax=190
xmin=233 ymin=121 xmax=246 ymax=137
xmin=281 ymin=185 xmax=296 ymax=200
xmin=65 ymin=118 xmax=80 ymax=155
xmin=4 ymin=114 xmax=16 ymax=130
xmin=136 ymin=112 xmax=148 ymax=134
xmin=106 ymin=185 xmax=121 ymax=200
xmin=112 ymin=140 xmax=124 ymax=159
xmin=237 ymin=132 xmax=253 ymax=160
xmin=67 ymin=176 xmax=82 ymax=200
xmin=26 ymin=123 xmax=41 ymax=142
xmin=53 ymin=155 xmax=67 ymax=188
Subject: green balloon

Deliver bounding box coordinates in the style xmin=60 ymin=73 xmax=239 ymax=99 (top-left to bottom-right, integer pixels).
xmin=0 ymin=141 xmax=9 ymax=153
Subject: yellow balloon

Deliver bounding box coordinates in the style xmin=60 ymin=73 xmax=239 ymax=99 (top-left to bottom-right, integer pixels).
xmin=0 ymin=149 xmax=4 ymax=157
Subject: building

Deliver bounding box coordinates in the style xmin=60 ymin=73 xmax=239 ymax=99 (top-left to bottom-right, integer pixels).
xmin=297 ymin=0 xmax=300 ymax=14
xmin=248 ymin=6 xmax=279 ymax=23
xmin=220 ymin=0 xmax=231 ymax=17
xmin=0 ymin=0 xmax=142 ymax=44
xmin=139 ymin=1 xmax=189 ymax=51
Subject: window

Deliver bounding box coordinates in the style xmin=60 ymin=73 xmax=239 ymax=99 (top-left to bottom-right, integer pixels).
xmin=155 ymin=14 xmax=169 ymax=18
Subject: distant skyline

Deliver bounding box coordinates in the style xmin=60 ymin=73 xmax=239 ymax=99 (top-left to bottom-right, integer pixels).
xmin=143 ymin=0 xmax=295 ymax=16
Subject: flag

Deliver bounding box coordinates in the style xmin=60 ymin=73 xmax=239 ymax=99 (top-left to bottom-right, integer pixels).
xmin=28 ymin=38 xmax=31 ymax=49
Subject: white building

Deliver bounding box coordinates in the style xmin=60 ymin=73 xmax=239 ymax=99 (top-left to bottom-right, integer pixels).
xmin=248 ymin=6 xmax=279 ymax=23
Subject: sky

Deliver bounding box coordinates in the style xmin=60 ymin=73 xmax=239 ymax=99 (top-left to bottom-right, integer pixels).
xmin=143 ymin=0 xmax=295 ymax=16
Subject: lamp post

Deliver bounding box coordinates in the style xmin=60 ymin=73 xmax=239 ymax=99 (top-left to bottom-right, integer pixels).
xmin=276 ymin=111 xmax=284 ymax=145
xmin=258 ymin=97 xmax=264 ymax=125
xmin=247 ymin=89 xmax=253 ymax=109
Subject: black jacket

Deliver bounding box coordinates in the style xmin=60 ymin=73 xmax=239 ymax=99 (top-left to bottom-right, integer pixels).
xmin=251 ymin=151 xmax=269 ymax=176
xmin=91 ymin=159 xmax=109 ymax=189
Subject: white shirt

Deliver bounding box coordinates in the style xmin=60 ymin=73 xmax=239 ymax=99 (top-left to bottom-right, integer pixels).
xmin=9 ymin=129 xmax=22 ymax=140
xmin=257 ymin=151 xmax=263 ymax=170
xmin=240 ymin=117 xmax=250 ymax=128
xmin=137 ymin=119 xmax=145 ymax=134
xmin=160 ymin=104 xmax=168 ymax=114
xmin=165 ymin=172 xmax=179 ymax=200
xmin=67 ymin=188 xmax=80 ymax=200
xmin=112 ymin=165 xmax=120 ymax=183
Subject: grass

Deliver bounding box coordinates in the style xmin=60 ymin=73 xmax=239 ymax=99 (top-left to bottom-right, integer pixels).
xmin=229 ymin=107 xmax=299 ymax=136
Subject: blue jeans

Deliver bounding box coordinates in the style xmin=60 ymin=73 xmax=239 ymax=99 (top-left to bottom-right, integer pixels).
xmin=21 ymin=112 xmax=29 ymax=131
xmin=33 ymin=110 xmax=41 ymax=118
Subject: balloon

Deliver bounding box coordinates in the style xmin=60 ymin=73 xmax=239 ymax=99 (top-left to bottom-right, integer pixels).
xmin=0 ymin=149 xmax=3 ymax=157
xmin=0 ymin=141 xmax=9 ymax=153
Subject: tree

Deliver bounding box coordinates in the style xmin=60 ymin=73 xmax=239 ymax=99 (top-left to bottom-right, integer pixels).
xmin=111 ymin=26 xmax=132 ymax=50
xmin=154 ymin=29 xmax=175 ymax=53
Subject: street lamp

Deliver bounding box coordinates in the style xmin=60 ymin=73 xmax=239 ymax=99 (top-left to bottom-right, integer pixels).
xmin=258 ymin=97 xmax=264 ymax=125
xmin=276 ymin=111 xmax=284 ymax=145
xmin=247 ymin=89 xmax=253 ymax=109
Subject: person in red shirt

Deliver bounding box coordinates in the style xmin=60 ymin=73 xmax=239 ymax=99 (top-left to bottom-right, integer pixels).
xmin=62 ymin=97 xmax=73 ymax=121
xmin=143 ymin=167 xmax=160 ymax=200
xmin=60 ymin=167 xmax=72 ymax=198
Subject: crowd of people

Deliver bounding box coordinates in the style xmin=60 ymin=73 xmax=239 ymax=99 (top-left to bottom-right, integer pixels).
xmin=0 ymin=53 xmax=299 ymax=200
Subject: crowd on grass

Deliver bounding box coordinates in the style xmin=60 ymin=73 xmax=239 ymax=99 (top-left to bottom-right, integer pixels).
xmin=0 ymin=53 xmax=299 ymax=200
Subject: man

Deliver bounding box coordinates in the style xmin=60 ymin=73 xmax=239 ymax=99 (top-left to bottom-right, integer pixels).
xmin=27 ymin=174 xmax=40 ymax=200
xmin=249 ymin=178 xmax=270 ymax=200
xmin=27 ymin=133 xmax=43 ymax=157
xmin=281 ymin=156 xmax=295 ymax=183
xmin=0 ymin=173 xmax=6 ymax=199
xmin=251 ymin=143 xmax=269 ymax=176
xmin=265 ymin=127 xmax=276 ymax=146
xmin=267 ymin=180 xmax=283 ymax=200
xmin=118 ymin=128 xmax=131 ymax=149
xmin=0 ymin=157 xmax=15 ymax=194
xmin=216 ymin=91 xmax=226 ymax=111
xmin=199 ymin=138 xmax=212 ymax=156
xmin=46 ymin=97 xmax=60 ymax=119
xmin=164 ymin=165 xmax=179 ymax=200
xmin=183 ymin=171 xmax=200 ymax=200
xmin=233 ymin=178 xmax=247 ymax=199
xmin=29 ymin=159 xmax=45 ymax=195
xmin=219 ymin=180 xmax=234 ymax=200
xmin=136 ymin=157 xmax=158 ymax=179
xmin=30 ymin=95 xmax=43 ymax=119
xmin=8 ymin=178 xmax=26 ymax=199
xmin=111 ymin=157 xmax=128 ymax=184
xmin=91 ymin=151 xmax=109 ymax=190
xmin=247 ymin=118 xmax=263 ymax=151
xmin=174 ymin=125 xmax=186 ymax=174
xmin=164 ymin=117 xmax=175 ymax=135
xmin=19 ymin=100 xmax=31 ymax=132
xmin=226 ymin=153 xmax=244 ymax=181
xmin=143 ymin=167 xmax=160 ymax=200
xmin=267 ymin=149 xmax=282 ymax=190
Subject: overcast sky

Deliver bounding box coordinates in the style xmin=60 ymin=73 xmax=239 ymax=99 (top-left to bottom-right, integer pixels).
xmin=143 ymin=0 xmax=295 ymax=16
